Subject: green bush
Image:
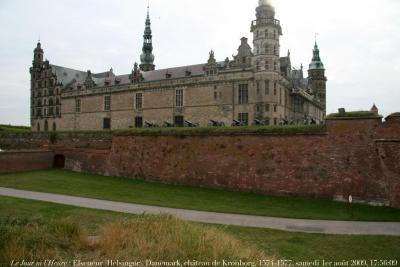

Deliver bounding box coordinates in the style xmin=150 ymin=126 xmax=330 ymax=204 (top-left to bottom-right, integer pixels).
xmin=326 ymin=111 xmax=380 ymax=119
xmin=114 ymin=125 xmax=327 ymax=137
xmin=0 ymin=125 xmax=31 ymax=133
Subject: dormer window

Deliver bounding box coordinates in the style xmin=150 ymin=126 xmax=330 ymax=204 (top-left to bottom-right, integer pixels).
xmin=104 ymin=79 xmax=111 ymax=86
xmin=166 ymin=72 xmax=172 ymax=79
xmin=115 ymin=77 xmax=121 ymax=84
xmin=185 ymin=70 xmax=192 ymax=77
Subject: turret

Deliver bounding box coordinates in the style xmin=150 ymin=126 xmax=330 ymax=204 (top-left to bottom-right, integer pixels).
xmin=251 ymin=0 xmax=282 ymax=72
xmin=140 ymin=6 xmax=155 ymax=72
xmin=308 ymin=41 xmax=327 ymax=116
xmin=33 ymin=42 xmax=44 ymax=68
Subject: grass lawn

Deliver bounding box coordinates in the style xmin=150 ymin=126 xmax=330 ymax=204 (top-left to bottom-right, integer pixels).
xmin=0 ymin=169 xmax=399 ymax=222
xmin=0 ymin=196 xmax=399 ymax=263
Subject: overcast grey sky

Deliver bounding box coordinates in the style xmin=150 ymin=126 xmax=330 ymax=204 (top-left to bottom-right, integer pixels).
xmin=0 ymin=0 xmax=399 ymax=125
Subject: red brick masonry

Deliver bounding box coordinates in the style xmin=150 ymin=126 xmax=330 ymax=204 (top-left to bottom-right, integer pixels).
xmin=0 ymin=150 xmax=54 ymax=173
xmin=1 ymin=116 xmax=399 ymax=207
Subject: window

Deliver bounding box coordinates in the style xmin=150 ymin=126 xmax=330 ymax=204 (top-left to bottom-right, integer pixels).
xmin=214 ymin=91 xmax=218 ymax=100
xmin=256 ymin=105 xmax=263 ymax=113
xmin=49 ymin=107 xmax=54 ymax=116
xmin=56 ymin=98 xmax=60 ymax=105
xmin=75 ymin=99 xmax=81 ymax=113
xmin=274 ymin=61 xmax=277 ymax=71
xmin=135 ymin=117 xmax=143 ymax=128
xmin=52 ymin=122 xmax=56 ymax=132
xmin=265 ymin=60 xmax=270 ymax=70
xmin=265 ymin=104 xmax=270 ymax=112
xmin=104 ymin=95 xmax=111 ymax=111
xmin=135 ymin=93 xmax=143 ymax=109
xmin=274 ymin=104 xmax=277 ymax=112
xmin=103 ymin=118 xmax=111 ymax=129
xmin=274 ymin=45 xmax=277 ymax=55
xmin=174 ymin=116 xmax=184 ymax=127
xmin=256 ymin=81 xmax=260 ymax=96
xmin=175 ymin=89 xmax=183 ymax=107
xmin=37 ymin=108 xmax=42 ymax=117
xmin=265 ymin=80 xmax=270 ymax=95
xmin=264 ymin=117 xmax=270 ymax=125
xmin=238 ymin=113 xmax=249 ymax=126
xmin=56 ymin=106 xmax=60 ymax=115
xmin=44 ymin=120 xmax=49 ymax=132
xmin=238 ymin=84 xmax=248 ymax=104
xmin=274 ymin=118 xmax=278 ymax=125
xmin=274 ymin=82 xmax=277 ymax=95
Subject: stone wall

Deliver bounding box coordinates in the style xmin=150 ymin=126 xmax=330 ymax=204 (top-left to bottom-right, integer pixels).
xmin=0 ymin=132 xmax=112 ymax=150
xmin=0 ymin=150 xmax=54 ymax=173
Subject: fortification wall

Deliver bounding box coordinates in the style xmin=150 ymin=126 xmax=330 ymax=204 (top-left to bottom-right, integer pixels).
xmin=0 ymin=117 xmax=399 ymax=207
xmin=0 ymin=132 xmax=112 ymax=150
xmin=0 ymin=150 xmax=54 ymax=173
xmin=103 ymin=117 xmax=399 ymax=207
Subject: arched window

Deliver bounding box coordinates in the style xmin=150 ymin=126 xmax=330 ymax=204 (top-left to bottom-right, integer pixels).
xmin=44 ymin=120 xmax=49 ymax=132
xmin=49 ymin=98 xmax=54 ymax=106
xmin=53 ymin=122 xmax=56 ymax=131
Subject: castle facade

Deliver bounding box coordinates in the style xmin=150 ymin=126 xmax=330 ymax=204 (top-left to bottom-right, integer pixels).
xmin=30 ymin=0 xmax=327 ymax=131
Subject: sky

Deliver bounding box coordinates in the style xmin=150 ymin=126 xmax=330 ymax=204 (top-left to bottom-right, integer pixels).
xmin=0 ymin=0 xmax=399 ymax=126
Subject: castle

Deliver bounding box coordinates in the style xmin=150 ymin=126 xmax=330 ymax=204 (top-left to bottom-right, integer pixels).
xmin=30 ymin=0 xmax=327 ymax=131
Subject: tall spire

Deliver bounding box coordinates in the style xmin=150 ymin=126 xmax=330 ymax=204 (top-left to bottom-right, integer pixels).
xmin=309 ymin=41 xmax=324 ymax=70
xmin=140 ymin=4 xmax=155 ymax=72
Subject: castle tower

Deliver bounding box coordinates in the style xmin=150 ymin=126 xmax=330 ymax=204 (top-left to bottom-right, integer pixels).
xmin=140 ymin=6 xmax=155 ymax=72
xmin=32 ymin=41 xmax=44 ymax=68
xmin=308 ymin=41 xmax=327 ymax=116
xmin=251 ymin=0 xmax=282 ymax=72
xmin=251 ymin=0 xmax=283 ymax=124
xmin=30 ymin=42 xmax=44 ymax=128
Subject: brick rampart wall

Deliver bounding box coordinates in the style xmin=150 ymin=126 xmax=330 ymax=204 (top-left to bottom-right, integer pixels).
xmin=0 ymin=118 xmax=399 ymax=207
xmin=0 ymin=150 xmax=54 ymax=173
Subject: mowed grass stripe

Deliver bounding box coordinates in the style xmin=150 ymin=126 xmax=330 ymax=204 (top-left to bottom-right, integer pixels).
xmin=0 ymin=169 xmax=399 ymax=221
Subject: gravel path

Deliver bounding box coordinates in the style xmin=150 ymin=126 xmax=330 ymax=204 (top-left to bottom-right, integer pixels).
xmin=1 ymin=187 xmax=399 ymax=236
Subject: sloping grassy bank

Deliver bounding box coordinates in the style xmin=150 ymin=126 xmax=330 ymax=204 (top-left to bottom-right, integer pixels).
xmin=0 ymin=169 xmax=399 ymax=221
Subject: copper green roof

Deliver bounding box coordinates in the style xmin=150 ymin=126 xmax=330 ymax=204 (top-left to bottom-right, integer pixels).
xmin=309 ymin=42 xmax=325 ymax=70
